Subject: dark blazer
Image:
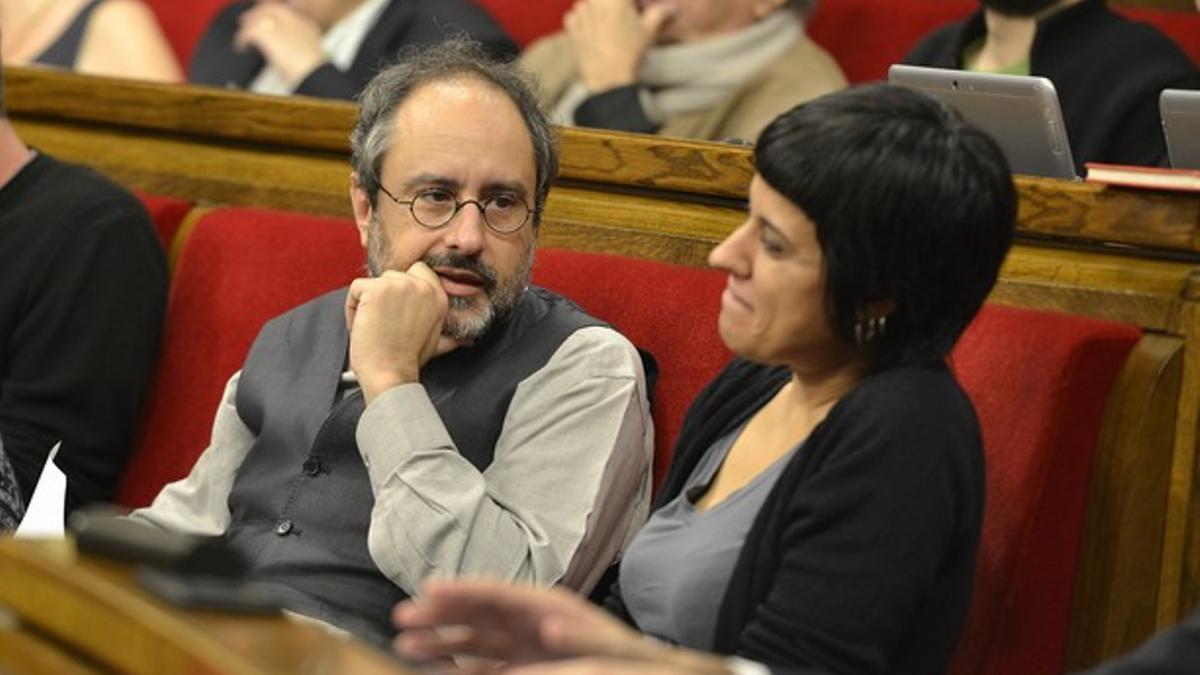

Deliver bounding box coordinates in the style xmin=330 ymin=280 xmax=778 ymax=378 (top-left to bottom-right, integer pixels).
xmin=904 ymin=0 xmax=1199 ymax=171
xmin=606 ymin=359 xmax=984 ymax=675
xmin=188 ymin=0 xmax=517 ymax=100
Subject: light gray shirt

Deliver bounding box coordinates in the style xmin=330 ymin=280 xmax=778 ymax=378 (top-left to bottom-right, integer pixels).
xmin=130 ymin=326 xmax=653 ymax=596
xmin=619 ymin=423 xmax=796 ymax=650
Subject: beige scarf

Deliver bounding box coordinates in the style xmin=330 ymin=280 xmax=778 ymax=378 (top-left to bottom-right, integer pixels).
xmin=552 ymin=11 xmax=804 ymax=127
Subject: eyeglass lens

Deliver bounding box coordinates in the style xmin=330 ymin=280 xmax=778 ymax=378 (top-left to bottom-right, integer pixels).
xmin=410 ymin=188 xmax=528 ymax=232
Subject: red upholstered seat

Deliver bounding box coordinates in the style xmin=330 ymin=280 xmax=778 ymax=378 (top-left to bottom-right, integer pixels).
xmin=532 ymin=248 xmax=730 ymax=488
xmin=142 ymin=0 xmax=232 ymax=66
xmin=134 ymin=192 xmax=192 ymax=251
xmin=475 ymin=0 xmax=573 ymax=46
xmin=807 ymin=0 xmax=975 ymax=83
xmin=117 ymin=207 xmax=363 ymax=507
xmin=948 ymin=304 xmax=1141 ymax=675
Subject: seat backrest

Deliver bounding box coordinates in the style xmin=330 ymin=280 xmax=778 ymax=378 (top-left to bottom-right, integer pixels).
xmin=134 ymin=192 xmax=192 ymax=251
xmin=142 ymin=0 xmax=232 ymax=67
xmin=117 ymin=207 xmax=363 ymax=507
xmin=947 ymin=304 xmax=1141 ymax=675
xmin=1118 ymin=7 xmax=1200 ymax=65
xmin=474 ymin=0 xmax=573 ymax=46
xmin=807 ymin=0 xmax=974 ymax=83
xmin=532 ymin=248 xmax=730 ymax=487
xmin=118 ymin=222 xmax=729 ymax=505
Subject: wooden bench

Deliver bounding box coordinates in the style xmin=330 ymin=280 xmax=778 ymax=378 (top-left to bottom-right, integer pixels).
xmin=0 ymin=538 xmax=410 ymax=675
xmin=7 ymin=68 xmax=1200 ymax=672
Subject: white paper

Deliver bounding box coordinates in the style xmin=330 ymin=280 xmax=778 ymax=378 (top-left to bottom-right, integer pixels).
xmin=15 ymin=442 xmax=66 ymax=538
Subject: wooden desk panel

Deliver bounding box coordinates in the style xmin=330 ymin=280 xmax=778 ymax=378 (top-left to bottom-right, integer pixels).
xmin=0 ymin=538 xmax=410 ymax=675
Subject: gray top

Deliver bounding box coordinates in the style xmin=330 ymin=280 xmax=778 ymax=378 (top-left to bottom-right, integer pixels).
xmin=619 ymin=423 xmax=798 ymax=650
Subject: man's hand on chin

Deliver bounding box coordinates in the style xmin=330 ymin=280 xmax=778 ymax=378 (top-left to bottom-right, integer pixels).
xmin=345 ymin=262 xmax=464 ymax=404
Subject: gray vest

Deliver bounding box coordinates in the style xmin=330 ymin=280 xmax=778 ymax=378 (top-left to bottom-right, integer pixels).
xmin=225 ymin=286 xmax=603 ymax=645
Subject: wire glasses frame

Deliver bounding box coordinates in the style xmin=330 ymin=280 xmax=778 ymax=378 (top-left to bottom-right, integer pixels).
xmin=378 ymin=185 xmax=532 ymax=234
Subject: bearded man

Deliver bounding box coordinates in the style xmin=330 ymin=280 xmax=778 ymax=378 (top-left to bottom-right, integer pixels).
xmin=904 ymin=0 xmax=1200 ymax=169
xmin=130 ymin=39 xmax=653 ymax=647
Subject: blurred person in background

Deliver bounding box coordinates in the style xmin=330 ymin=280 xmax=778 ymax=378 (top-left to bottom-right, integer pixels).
xmin=188 ymin=0 xmax=517 ymax=99
xmin=520 ymin=0 xmax=845 ymax=143
xmin=904 ymin=0 xmax=1200 ymax=169
xmin=0 ymin=0 xmax=181 ymax=81
xmin=0 ymin=31 xmax=167 ymax=530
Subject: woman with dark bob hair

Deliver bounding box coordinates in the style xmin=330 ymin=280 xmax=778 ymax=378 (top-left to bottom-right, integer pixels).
xmin=391 ymin=83 xmax=1017 ymax=675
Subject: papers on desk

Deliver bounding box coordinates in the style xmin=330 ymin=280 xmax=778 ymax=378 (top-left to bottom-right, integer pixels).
xmin=15 ymin=442 xmax=66 ymax=538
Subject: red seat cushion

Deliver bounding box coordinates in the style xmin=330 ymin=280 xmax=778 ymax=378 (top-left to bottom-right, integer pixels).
xmin=475 ymin=0 xmax=573 ymax=46
xmin=142 ymin=0 xmax=233 ymax=67
xmin=532 ymin=248 xmax=730 ymax=489
xmin=948 ymin=304 xmax=1141 ymax=675
xmin=117 ymin=207 xmax=363 ymax=507
xmin=807 ymin=0 xmax=974 ymax=84
xmin=134 ymin=192 xmax=193 ymax=251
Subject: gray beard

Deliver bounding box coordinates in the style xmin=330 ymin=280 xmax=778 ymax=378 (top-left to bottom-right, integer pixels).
xmin=365 ymin=215 xmax=535 ymax=341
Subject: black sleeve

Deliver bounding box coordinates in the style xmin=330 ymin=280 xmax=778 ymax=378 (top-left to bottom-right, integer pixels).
xmin=1076 ymin=610 xmax=1200 ymax=675
xmin=294 ymin=0 xmax=518 ymax=100
xmin=0 ymin=189 xmax=167 ymax=513
xmin=573 ymin=86 xmax=661 ymax=135
xmin=294 ymin=62 xmax=361 ymax=100
xmin=187 ymin=2 xmax=265 ymax=88
xmin=733 ymin=377 xmax=981 ymax=674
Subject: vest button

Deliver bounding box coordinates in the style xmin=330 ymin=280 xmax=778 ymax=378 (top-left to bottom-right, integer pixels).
xmin=302 ymin=458 xmax=322 ymax=476
xmin=275 ymin=519 xmax=293 ymax=536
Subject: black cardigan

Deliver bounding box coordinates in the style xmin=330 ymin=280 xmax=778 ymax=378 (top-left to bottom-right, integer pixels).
xmin=607 ymin=359 xmax=984 ymax=675
xmin=904 ymin=0 xmax=1200 ymax=171
xmin=0 ymin=154 xmax=166 ymax=513
xmin=188 ymin=0 xmax=517 ymax=100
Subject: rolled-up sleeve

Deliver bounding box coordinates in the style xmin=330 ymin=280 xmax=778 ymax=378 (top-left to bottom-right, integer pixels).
xmin=356 ymin=326 xmax=653 ymax=596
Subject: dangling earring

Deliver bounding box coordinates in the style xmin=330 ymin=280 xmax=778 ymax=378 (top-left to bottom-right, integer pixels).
xmin=854 ymin=311 xmax=888 ymax=346
xmin=871 ymin=315 xmax=887 ymax=342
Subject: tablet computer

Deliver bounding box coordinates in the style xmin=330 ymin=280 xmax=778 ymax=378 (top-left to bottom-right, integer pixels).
xmin=888 ymin=64 xmax=1077 ymax=179
xmin=1161 ymin=89 xmax=1200 ymax=170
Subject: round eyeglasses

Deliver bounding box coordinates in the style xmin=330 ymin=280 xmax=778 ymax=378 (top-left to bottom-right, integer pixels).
xmin=378 ymin=186 xmax=532 ymax=234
